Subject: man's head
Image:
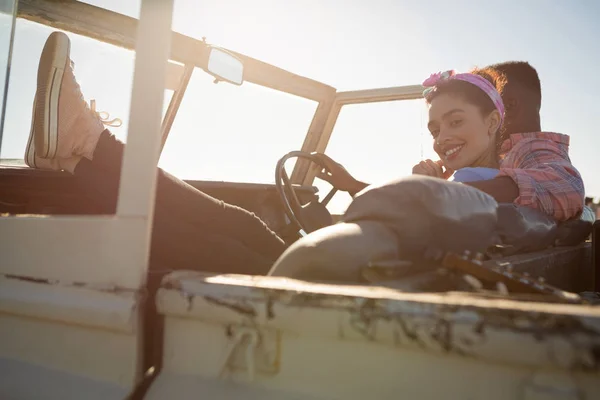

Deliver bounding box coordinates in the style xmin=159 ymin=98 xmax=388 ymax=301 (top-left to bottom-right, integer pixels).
xmin=585 ymin=197 xmax=594 ymax=207
xmin=474 ymin=61 xmax=542 ymax=137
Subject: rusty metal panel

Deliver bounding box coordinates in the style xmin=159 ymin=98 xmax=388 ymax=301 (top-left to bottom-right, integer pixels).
xmin=153 ymin=271 xmax=600 ymax=399
xmin=157 ymin=272 xmax=600 ymax=371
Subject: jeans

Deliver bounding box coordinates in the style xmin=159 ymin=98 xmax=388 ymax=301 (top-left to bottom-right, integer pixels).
xmin=73 ymin=130 xmax=287 ymax=276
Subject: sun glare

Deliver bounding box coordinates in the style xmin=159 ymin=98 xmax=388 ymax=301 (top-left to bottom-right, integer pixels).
xmin=1 ymin=0 xmax=598 ymax=201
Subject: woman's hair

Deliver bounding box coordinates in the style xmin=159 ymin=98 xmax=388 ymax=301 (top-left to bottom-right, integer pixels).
xmin=425 ymin=69 xmax=506 ymax=119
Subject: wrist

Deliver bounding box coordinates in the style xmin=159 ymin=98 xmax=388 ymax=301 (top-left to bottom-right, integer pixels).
xmin=348 ymin=180 xmax=369 ymax=197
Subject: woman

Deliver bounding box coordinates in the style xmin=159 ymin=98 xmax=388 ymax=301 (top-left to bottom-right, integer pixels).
xmin=318 ymin=68 xmax=585 ymax=222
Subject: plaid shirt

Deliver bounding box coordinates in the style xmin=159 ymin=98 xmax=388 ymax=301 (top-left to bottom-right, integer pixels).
xmin=497 ymin=132 xmax=584 ymax=221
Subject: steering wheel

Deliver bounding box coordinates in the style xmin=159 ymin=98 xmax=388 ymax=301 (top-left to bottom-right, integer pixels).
xmin=275 ymin=151 xmax=338 ymax=237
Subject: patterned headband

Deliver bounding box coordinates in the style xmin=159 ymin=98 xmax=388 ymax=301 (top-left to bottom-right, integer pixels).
xmin=422 ymin=70 xmax=505 ymax=127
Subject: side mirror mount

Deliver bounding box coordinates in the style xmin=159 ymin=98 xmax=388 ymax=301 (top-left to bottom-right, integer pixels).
xmin=207 ymin=47 xmax=244 ymax=86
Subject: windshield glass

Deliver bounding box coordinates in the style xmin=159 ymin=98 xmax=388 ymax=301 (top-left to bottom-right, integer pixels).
xmin=0 ymin=0 xmax=16 ymax=152
xmin=158 ymin=73 xmax=317 ymax=183
xmin=0 ymin=18 xmax=317 ymax=184
xmin=314 ymin=99 xmax=430 ymax=214
xmin=1 ymin=20 xmax=134 ymax=163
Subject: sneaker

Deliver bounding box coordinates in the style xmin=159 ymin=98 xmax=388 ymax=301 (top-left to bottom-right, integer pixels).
xmin=25 ymin=95 xmax=81 ymax=173
xmin=34 ymin=31 xmax=120 ymax=161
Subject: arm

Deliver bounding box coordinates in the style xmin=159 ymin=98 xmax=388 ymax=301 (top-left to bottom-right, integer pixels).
xmin=495 ymin=138 xmax=585 ymax=221
xmin=311 ymin=153 xmax=370 ymax=195
xmin=348 ymin=181 xmax=369 ymax=197
xmin=344 ymin=162 xmax=519 ymax=199
xmin=463 ymin=176 xmax=520 ymax=203
xmin=348 ymin=166 xmax=521 ymax=200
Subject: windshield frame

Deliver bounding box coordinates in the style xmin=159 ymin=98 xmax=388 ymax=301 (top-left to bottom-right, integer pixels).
xmin=16 ymin=0 xmax=337 ymax=158
xmin=16 ymin=1 xmax=428 ymax=188
xmin=290 ymin=85 xmax=425 ymax=186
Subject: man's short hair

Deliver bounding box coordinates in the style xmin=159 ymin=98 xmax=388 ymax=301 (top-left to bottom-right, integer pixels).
xmin=487 ymin=61 xmax=542 ymax=108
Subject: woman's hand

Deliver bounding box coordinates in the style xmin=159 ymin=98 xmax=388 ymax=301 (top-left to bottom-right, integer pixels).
xmin=311 ymin=153 xmax=368 ymax=194
xmin=412 ymin=159 xmax=454 ymax=180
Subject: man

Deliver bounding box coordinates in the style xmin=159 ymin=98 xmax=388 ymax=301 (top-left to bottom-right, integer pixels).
xmin=315 ymin=61 xmax=585 ymax=221
xmin=586 ymin=197 xmax=599 ymax=220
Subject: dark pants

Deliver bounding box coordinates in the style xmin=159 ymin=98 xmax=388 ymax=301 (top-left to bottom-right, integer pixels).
xmin=74 ymin=130 xmax=287 ymax=276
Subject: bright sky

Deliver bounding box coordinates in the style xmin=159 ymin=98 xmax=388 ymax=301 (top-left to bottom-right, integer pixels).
xmin=1 ymin=0 xmax=599 ymax=214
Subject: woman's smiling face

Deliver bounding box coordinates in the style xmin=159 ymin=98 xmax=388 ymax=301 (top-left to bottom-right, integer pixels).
xmin=428 ymin=93 xmax=499 ymax=170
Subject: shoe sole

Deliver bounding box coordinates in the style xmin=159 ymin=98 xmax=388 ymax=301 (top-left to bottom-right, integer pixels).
xmin=35 ymin=31 xmax=70 ymax=159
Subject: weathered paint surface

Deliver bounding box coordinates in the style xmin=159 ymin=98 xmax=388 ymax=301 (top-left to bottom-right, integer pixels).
xmin=0 ymin=274 xmax=144 ymax=399
xmin=0 ymin=274 xmax=140 ymax=332
xmin=158 ymin=272 xmax=600 ymax=370
xmin=150 ymin=272 xmax=600 ymax=399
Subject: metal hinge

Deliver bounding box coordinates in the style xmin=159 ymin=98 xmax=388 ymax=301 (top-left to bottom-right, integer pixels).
xmin=218 ymin=325 xmax=280 ymax=382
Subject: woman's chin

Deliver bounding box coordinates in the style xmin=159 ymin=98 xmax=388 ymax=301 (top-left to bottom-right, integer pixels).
xmin=444 ymin=151 xmax=474 ymax=171
xmin=445 ymin=160 xmax=470 ymax=172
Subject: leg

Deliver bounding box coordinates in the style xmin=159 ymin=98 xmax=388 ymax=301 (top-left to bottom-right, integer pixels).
xmin=27 ymin=31 xmax=286 ymax=271
xmin=73 ymin=148 xmax=278 ymax=274
xmin=92 ymin=130 xmax=286 ymax=260
xmin=74 ymin=131 xmax=286 ymax=263
xmin=75 ymin=159 xmax=277 ymax=275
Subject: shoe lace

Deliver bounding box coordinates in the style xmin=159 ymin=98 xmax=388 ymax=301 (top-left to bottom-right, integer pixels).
xmin=90 ymin=99 xmax=123 ymax=128
xmin=68 ymin=61 xmax=123 ymax=128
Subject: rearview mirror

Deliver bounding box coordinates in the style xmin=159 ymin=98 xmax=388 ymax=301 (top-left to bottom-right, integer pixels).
xmin=207 ymin=47 xmax=244 ymax=85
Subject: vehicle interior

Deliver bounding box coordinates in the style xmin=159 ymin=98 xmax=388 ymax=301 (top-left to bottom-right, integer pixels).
xmin=1 ymin=1 xmax=594 ymax=283
xmin=1 ymin=1 xmax=599 ymax=399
